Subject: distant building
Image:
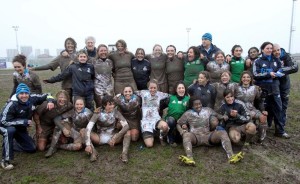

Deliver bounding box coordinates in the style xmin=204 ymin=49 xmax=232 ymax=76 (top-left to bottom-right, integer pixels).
xmin=20 ymin=46 xmax=33 ymax=57
xmin=44 ymin=49 xmax=50 ymax=55
xmin=292 ymin=53 xmax=300 ymax=63
xmin=35 ymin=49 xmax=41 ymax=58
xmin=108 ymin=44 xmax=116 ymax=53
xmin=56 ymin=49 xmax=64 ymax=56
xmin=6 ymin=49 xmax=18 ymax=62
xmin=0 ymin=57 xmax=13 ymax=69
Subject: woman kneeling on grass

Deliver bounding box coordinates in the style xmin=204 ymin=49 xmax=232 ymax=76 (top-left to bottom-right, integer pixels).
xmin=0 ymin=83 xmax=54 ymax=170
xmin=135 ymin=79 xmax=169 ymax=147
xmin=177 ymin=97 xmax=244 ymax=166
xmin=83 ymin=95 xmax=130 ymax=163
xmin=44 ymin=97 xmax=93 ymax=157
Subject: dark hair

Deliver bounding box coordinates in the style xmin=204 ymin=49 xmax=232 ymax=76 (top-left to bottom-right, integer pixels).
xmin=96 ymin=44 xmax=108 ymax=59
xmin=177 ymin=51 xmax=184 ymax=55
xmin=260 ymin=42 xmax=273 ymax=52
xmin=247 ymin=47 xmax=259 ymax=58
xmin=74 ymin=97 xmax=86 ymax=106
xmin=199 ymin=71 xmax=210 ymax=82
xmin=187 ymin=46 xmax=200 ymax=61
xmin=77 ymin=49 xmax=88 ymax=57
xmin=214 ymin=51 xmax=225 ymax=60
xmin=102 ymin=95 xmax=115 ymax=109
xmin=166 ymin=45 xmax=176 ymax=53
xmin=231 ymin=45 xmax=243 ymax=55
xmin=12 ymin=54 xmax=27 ymax=67
xmin=135 ymin=48 xmax=145 ymax=57
xmin=223 ymin=88 xmax=234 ymax=98
xmin=188 ymin=96 xmax=202 ymax=109
xmin=174 ymin=81 xmax=187 ymax=96
xmin=64 ymin=37 xmax=77 ymax=50
xmin=116 ymin=39 xmax=127 ymax=50
xmin=122 ymin=85 xmax=134 ymax=95
xmin=239 ymin=71 xmax=253 ymax=86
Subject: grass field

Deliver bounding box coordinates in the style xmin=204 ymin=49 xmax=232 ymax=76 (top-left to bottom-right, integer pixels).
xmin=0 ymin=69 xmax=299 ymax=184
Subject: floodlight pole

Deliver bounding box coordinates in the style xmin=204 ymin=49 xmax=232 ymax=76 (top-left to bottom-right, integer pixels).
xmin=12 ymin=26 xmax=19 ymax=53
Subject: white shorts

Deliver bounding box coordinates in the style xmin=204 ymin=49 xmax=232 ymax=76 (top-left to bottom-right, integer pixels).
xmin=141 ymin=119 xmax=159 ymax=133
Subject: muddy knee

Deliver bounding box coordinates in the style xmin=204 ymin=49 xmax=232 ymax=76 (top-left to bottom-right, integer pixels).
xmin=209 ymin=116 xmax=219 ymax=131
xmin=37 ymin=138 xmax=47 ymax=151
xmin=130 ymin=129 xmax=139 ymax=142
xmin=246 ymin=123 xmax=257 ymax=135
xmin=259 ymin=115 xmax=267 ymax=125
xmin=157 ymin=121 xmax=169 ymax=132
xmin=144 ymin=139 xmax=154 ymax=148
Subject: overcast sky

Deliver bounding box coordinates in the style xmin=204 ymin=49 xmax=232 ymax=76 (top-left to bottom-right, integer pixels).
xmin=0 ymin=0 xmax=299 ymax=57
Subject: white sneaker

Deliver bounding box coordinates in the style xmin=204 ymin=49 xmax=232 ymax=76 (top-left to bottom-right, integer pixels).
xmin=1 ymin=160 xmax=14 ymax=170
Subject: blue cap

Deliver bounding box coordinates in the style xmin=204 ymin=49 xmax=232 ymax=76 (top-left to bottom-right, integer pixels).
xmin=202 ymin=33 xmax=212 ymax=42
xmin=16 ymin=83 xmax=30 ymax=96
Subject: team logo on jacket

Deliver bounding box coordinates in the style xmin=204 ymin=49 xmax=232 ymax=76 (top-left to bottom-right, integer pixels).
xmin=78 ymin=68 xmax=82 ymax=71
xmin=274 ymin=62 xmax=277 ymax=67
xmin=133 ymin=67 xmax=136 ymax=70
xmin=262 ymin=64 xmax=267 ymax=67
xmin=172 ymin=100 xmax=176 ymax=104
xmin=87 ymin=68 xmax=91 ymax=73
xmin=143 ymin=66 xmax=148 ymax=71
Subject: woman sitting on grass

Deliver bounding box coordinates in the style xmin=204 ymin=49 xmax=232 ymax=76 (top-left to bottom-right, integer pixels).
xmin=177 ymin=96 xmax=244 ymax=166
xmin=83 ymin=95 xmax=130 ymax=163
xmin=34 ymin=90 xmax=73 ymax=152
xmin=44 ymin=97 xmax=93 ymax=158
xmin=218 ymin=89 xmax=256 ymax=151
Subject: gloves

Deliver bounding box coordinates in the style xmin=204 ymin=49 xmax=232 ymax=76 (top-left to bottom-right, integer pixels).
xmin=275 ymin=70 xmax=285 ymax=77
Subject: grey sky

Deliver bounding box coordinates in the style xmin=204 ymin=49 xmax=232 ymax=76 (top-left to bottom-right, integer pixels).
xmin=0 ymin=0 xmax=299 ymax=57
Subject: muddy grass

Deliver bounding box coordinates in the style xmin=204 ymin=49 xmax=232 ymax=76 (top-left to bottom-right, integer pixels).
xmin=0 ymin=69 xmax=299 ymax=184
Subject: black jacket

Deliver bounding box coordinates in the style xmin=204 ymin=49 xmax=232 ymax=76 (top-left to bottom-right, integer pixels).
xmin=0 ymin=94 xmax=52 ymax=127
xmin=188 ymin=82 xmax=216 ymax=109
xmin=198 ymin=43 xmax=221 ymax=62
xmin=48 ymin=62 xmax=95 ymax=96
xmin=218 ymin=99 xmax=251 ymax=127
xmin=131 ymin=58 xmax=151 ymax=90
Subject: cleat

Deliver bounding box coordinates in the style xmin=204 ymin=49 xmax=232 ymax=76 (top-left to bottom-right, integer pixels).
xmin=229 ymin=152 xmax=244 ymax=164
xmin=275 ymin=132 xmax=290 ymax=139
xmin=45 ymin=147 xmax=57 ymax=158
xmin=120 ymin=153 xmax=128 ymax=163
xmin=178 ymin=155 xmax=196 ymax=166
xmin=1 ymin=160 xmax=14 ymax=170
xmin=90 ymin=148 xmax=99 ymax=162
